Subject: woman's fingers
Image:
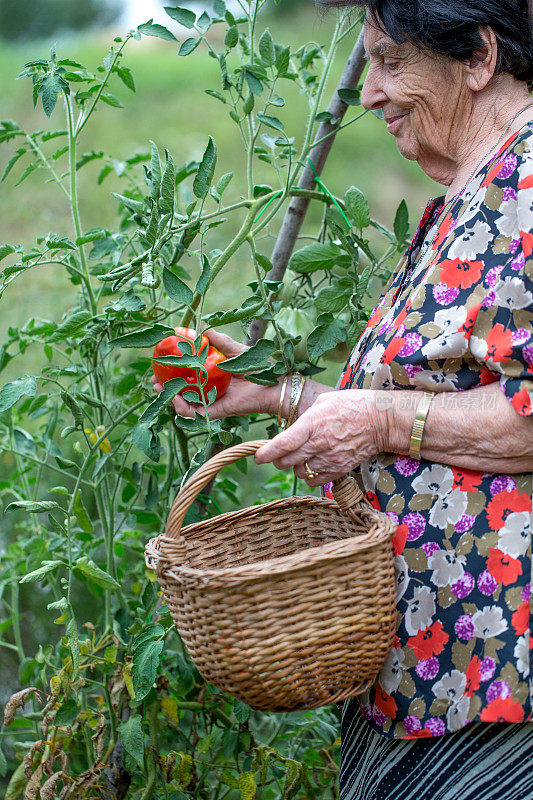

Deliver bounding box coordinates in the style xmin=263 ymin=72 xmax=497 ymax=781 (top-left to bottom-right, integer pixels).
xmin=203 ymin=328 xmax=247 ymax=358
xmin=171 ymin=393 xmax=204 ymax=418
xmin=254 ymin=417 xmax=311 ymax=465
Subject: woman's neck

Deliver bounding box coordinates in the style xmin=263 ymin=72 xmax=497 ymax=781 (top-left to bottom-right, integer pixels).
xmin=442 ymin=80 xmax=533 ymax=203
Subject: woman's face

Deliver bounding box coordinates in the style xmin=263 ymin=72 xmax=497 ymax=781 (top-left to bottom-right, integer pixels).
xmin=361 ymin=18 xmax=467 ymax=173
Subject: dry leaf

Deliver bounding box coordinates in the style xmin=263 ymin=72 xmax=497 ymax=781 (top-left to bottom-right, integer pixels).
xmin=40 ymin=771 xmax=67 ymax=800
xmin=3 ymin=688 xmax=40 ymax=726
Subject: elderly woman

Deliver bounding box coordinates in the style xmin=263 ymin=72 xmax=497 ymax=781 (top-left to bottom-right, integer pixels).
xmin=153 ymin=0 xmax=533 ymax=796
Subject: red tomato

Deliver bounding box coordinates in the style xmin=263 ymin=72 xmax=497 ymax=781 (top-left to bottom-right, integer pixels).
xmin=152 ymin=326 xmax=231 ymax=402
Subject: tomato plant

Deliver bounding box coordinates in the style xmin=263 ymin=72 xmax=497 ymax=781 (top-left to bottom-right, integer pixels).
xmin=0 ymin=2 xmax=410 ymax=798
xmin=152 ymin=327 xmax=231 ymax=401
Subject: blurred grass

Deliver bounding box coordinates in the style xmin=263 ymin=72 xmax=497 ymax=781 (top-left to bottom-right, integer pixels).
xmin=0 ymin=6 xmax=435 ymax=382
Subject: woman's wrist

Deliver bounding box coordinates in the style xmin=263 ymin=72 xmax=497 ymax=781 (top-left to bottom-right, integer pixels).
xmin=264 ymin=375 xmax=333 ymax=420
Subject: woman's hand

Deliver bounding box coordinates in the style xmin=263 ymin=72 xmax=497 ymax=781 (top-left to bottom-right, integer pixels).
xmin=254 ymin=389 xmax=386 ymax=486
xmin=150 ymin=328 xmax=278 ymax=419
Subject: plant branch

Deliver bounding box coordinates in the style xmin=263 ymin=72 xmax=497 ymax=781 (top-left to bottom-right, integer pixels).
xmin=247 ymin=28 xmax=366 ymax=344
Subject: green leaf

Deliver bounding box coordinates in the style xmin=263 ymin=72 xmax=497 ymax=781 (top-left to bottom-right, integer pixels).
xmin=132 ymin=637 xmax=164 ymax=700
xmin=73 ymin=491 xmax=94 ymax=533
xmin=1 ymin=147 xmax=26 ymax=183
xmin=54 ymin=699 xmax=78 ymax=726
xmin=356 ymin=265 xmax=372 ymax=301
xmin=0 ymin=244 xmax=18 ymax=261
xmin=160 ymin=150 xmax=175 ymax=212
xmin=242 ymin=93 xmax=254 ymax=116
xmin=345 ymin=186 xmax=370 ymax=229
xmin=137 ymin=19 xmax=177 ymax=41
xmin=19 ymin=560 xmax=63 ymax=584
xmin=75 ymin=556 xmax=120 ymax=590
xmin=257 ymin=113 xmax=284 ymax=132
xmin=109 ymin=324 xmax=175 ymax=348
xmin=197 ymin=11 xmax=211 ymax=32
xmin=216 ymin=171 xmax=233 ymax=198
xmin=233 ymin=699 xmax=252 ymax=723
xmin=307 ymin=318 xmax=347 ymax=361
xmin=315 ymin=280 xmax=352 ymax=314
xmin=218 ymin=339 xmax=275 ymax=373
xmin=394 ymin=199 xmax=409 ymax=246
xmin=0 ymin=744 xmax=7 ymax=778
xmin=193 ymin=137 xmax=217 ymax=199
xmin=255 ymin=253 xmax=273 ymax=272
xmin=225 ymin=25 xmax=238 ymax=48
xmin=275 ymin=46 xmax=290 ymax=75
xmin=149 ymin=140 xmax=162 ymax=199
xmin=144 ymin=204 xmax=159 ymax=246
xmin=289 ymin=242 xmax=341 ymax=273
xmin=0 ymin=375 xmax=37 ymax=413
xmin=112 ymin=192 xmax=145 ymax=215
xmin=163 ymin=267 xmax=193 ymax=305
xmin=139 ymin=377 xmax=188 ymax=425
xmin=39 ymin=72 xmax=69 ymax=117
xmin=195 ymin=254 xmax=211 ymax=295
xmin=119 ymin=714 xmax=145 ymax=769
xmin=164 ymin=5 xmax=196 ymax=27
xmin=259 ymin=28 xmax=276 ymax=67
xmin=179 ymin=37 xmax=200 ymax=56
xmin=115 ymin=66 xmax=135 ymax=92
xmin=244 ymin=69 xmax=263 ymax=95
xmin=5 ymin=500 xmax=59 ymax=514
xmin=337 ymin=87 xmax=361 ymax=106
xmin=204 ymin=297 xmax=264 ymax=326
xmin=47 ymin=310 xmax=91 ymax=342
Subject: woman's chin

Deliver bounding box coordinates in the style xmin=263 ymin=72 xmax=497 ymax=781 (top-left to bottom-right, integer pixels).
xmin=394 ymin=134 xmax=419 ymax=162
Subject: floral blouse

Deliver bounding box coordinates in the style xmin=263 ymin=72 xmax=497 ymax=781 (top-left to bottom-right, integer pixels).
xmin=330 ymin=123 xmax=533 ymax=739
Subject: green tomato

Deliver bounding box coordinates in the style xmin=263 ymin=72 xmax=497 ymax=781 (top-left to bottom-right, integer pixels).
xmin=277 ymin=269 xmax=299 ymax=305
xmin=266 ymin=306 xmax=317 ymax=361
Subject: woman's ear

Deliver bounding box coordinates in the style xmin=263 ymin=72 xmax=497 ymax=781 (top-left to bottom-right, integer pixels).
xmin=464 ymin=27 xmax=498 ymax=92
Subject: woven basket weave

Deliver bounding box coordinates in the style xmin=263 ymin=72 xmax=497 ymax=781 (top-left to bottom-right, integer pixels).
xmin=145 ymin=439 xmax=397 ymax=712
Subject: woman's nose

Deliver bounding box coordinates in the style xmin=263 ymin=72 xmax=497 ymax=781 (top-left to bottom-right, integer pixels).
xmin=360 ymin=65 xmax=387 ymax=111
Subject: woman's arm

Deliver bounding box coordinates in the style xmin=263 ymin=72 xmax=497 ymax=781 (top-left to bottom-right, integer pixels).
xmin=255 ymin=383 xmax=533 ymax=483
xmin=384 ymin=383 xmax=533 ymax=474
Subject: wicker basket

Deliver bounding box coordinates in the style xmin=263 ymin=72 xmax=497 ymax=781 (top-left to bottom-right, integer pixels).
xmin=145 ymin=439 xmax=397 ymax=712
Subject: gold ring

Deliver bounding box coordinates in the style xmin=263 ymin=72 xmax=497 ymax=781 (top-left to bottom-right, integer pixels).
xmin=304 ymin=461 xmax=319 ymax=480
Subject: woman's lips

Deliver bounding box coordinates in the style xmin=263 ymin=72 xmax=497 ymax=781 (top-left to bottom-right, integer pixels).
xmin=386 ymin=115 xmax=405 ymax=134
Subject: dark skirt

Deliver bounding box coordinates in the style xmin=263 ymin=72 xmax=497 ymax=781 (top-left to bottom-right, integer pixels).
xmin=340 ymin=702 xmax=533 ymax=800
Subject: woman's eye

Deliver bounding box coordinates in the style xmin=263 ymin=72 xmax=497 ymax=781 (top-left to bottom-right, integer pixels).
xmin=384 ymin=60 xmax=400 ymax=70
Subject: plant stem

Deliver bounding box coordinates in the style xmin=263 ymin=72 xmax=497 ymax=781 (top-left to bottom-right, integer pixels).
xmin=181 ymin=200 xmax=261 ymax=326
xmin=10 ymin=579 xmax=25 ymax=662
xmin=66 ymin=96 xmax=97 ymax=316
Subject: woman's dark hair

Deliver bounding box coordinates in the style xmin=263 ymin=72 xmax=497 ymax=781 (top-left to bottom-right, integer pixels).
xmin=332 ymin=0 xmax=533 ymax=89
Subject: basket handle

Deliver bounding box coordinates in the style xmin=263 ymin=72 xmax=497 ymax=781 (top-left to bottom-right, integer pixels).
xmin=164 ymin=439 xmax=368 ymax=541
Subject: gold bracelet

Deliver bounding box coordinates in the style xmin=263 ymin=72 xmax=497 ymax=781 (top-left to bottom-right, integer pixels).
xmin=285 ymin=372 xmax=306 ymax=429
xmin=409 ymin=391 xmax=435 ymax=461
xmin=277 ymin=374 xmax=290 ymax=427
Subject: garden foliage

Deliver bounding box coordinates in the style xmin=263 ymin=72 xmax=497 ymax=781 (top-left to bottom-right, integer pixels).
xmin=0 ymin=2 xmax=408 ymax=797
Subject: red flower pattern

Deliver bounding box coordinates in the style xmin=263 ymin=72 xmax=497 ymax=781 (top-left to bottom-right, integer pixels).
xmin=480 ymin=696 xmax=525 ymax=723
xmin=487 ymin=489 xmax=532 ymax=530
xmin=512 ymin=600 xmax=529 ymax=635
xmin=486 ymin=548 xmax=523 ymax=585
xmin=440 ymin=258 xmax=484 ymax=289
xmin=407 ymin=621 xmax=449 ymax=660
xmin=485 ymin=324 xmax=514 ymax=363
xmin=452 ymin=468 xmax=484 ymax=493
xmin=465 ymin=656 xmax=482 ymax=697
